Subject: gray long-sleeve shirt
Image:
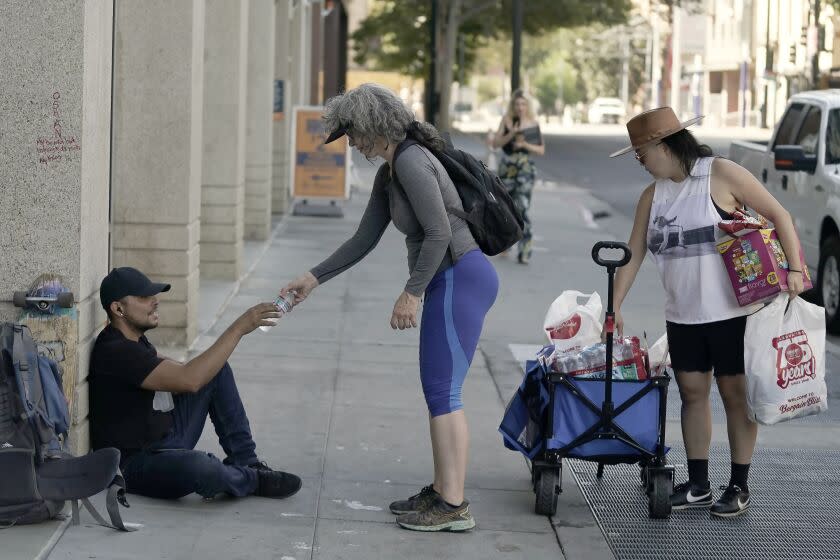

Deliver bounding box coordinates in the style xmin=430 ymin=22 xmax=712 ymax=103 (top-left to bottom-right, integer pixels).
xmin=309 ymin=143 xmax=478 ymax=296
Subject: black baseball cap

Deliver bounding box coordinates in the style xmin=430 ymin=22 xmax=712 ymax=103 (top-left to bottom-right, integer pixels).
xmin=100 ymin=267 xmax=171 ymax=310
xmin=324 ymin=122 xmax=350 ymax=144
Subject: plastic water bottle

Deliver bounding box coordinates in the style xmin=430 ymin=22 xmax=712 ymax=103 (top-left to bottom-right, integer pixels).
xmin=259 ymin=291 xmax=296 ymax=332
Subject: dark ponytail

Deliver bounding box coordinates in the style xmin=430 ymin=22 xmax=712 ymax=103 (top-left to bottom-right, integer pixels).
xmin=661 ymin=129 xmax=715 ymax=176
xmin=406 ymin=121 xmax=446 ymax=152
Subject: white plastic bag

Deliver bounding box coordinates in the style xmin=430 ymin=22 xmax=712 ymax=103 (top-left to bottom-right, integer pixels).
xmin=543 ymin=291 xmax=603 ymax=353
xmin=744 ymin=294 xmax=828 ymax=425
xmin=647 ymin=334 xmax=671 ymax=377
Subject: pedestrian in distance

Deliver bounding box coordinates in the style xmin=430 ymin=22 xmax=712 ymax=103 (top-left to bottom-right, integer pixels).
xmin=280 ymin=83 xmax=499 ymax=532
xmin=609 ymin=107 xmax=805 ymax=518
xmin=89 ymin=267 xmax=302 ymax=502
xmin=492 ymin=89 xmax=544 ymax=264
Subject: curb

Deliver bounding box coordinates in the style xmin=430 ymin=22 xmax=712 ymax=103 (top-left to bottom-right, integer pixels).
xmin=34 ymin=516 xmax=71 ymax=560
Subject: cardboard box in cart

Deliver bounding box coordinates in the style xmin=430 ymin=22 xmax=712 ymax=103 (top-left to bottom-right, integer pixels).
xmin=717 ymin=229 xmax=812 ymax=306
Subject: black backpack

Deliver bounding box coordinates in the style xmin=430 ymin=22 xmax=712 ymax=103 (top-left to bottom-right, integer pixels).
xmin=0 ymin=323 xmax=136 ymax=531
xmin=394 ymin=136 xmax=524 ymax=256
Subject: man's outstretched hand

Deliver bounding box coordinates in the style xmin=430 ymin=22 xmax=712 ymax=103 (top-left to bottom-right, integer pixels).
xmin=232 ymin=303 xmax=281 ymax=336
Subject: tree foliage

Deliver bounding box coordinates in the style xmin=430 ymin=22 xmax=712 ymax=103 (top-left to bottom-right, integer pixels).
xmin=352 ymin=0 xmax=632 ymax=127
xmin=353 ymin=0 xmax=631 ymax=79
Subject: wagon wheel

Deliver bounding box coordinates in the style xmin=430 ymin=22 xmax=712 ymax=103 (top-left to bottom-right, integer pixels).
xmin=648 ymin=470 xmax=673 ymax=519
xmin=534 ymin=466 xmax=561 ymax=516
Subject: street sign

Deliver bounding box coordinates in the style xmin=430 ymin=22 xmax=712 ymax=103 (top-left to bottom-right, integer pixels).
xmin=289 ymin=106 xmax=349 ymax=202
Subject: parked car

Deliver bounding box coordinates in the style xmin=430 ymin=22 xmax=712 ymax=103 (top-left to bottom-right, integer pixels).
xmin=731 ymin=89 xmax=840 ymax=332
xmin=451 ymin=101 xmax=473 ymax=124
xmin=587 ymin=97 xmax=626 ymax=124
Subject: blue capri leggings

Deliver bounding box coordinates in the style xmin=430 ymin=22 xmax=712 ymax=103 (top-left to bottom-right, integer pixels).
xmin=420 ymin=250 xmax=499 ymax=417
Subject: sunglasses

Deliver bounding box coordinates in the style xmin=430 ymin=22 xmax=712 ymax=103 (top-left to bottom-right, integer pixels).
xmin=634 ymin=141 xmax=662 ymax=162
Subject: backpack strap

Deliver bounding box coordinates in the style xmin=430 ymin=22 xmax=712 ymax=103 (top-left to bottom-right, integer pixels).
xmin=392 ymin=137 xmax=467 ymax=259
xmin=11 ymin=327 xmax=36 ymax=422
xmin=39 ymin=449 xmax=140 ymax=532
xmin=73 ymin=477 xmax=139 ymax=532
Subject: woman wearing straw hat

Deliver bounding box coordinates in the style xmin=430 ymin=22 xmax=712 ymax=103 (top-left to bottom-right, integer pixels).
xmin=609 ymin=107 xmax=805 ymax=518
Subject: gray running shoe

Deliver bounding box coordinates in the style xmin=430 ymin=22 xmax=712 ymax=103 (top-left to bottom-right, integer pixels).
xmin=389 ymin=484 xmax=438 ymax=515
xmin=396 ymin=496 xmax=475 ymax=532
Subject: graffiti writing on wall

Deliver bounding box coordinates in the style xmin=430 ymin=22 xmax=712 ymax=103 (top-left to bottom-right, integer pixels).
xmin=35 ymin=92 xmax=81 ymax=165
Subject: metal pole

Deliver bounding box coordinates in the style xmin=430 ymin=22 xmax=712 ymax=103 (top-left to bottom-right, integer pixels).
xmin=426 ymin=0 xmax=438 ymax=125
xmin=511 ymin=0 xmax=523 ymax=92
xmin=670 ymin=5 xmax=682 ymax=113
xmin=762 ymin=0 xmax=771 ymax=128
xmin=458 ymin=32 xmax=465 ymax=103
xmin=621 ymin=30 xmax=630 ymax=108
xmin=812 ymin=0 xmax=821 ymax=87
xmin=651 ymin=15 xmax=661 ymax=108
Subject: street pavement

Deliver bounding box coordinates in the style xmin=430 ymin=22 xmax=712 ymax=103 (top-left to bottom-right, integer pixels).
xmin=35 ymin=127 xmax=840 ymax=559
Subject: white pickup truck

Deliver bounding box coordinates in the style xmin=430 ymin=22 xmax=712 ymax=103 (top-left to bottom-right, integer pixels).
xmin=731 ymin=90 xmax=840 ymax=332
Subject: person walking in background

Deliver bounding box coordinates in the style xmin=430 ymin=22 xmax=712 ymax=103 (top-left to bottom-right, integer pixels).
xmin=493 ymin=89 xmax=544 ymax=264
xmin=609 ymin=107 xmax=805 ymax=518
xmin=280 ymin=83 xmax=498 ymax=532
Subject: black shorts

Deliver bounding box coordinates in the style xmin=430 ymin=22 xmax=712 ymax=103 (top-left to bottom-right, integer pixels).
xmin=666 ymin=315 xmax=747 ymax=376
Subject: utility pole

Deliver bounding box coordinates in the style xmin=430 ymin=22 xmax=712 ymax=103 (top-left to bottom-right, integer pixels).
xmin=426 ymin=0 xmax=438 ymax=126
xmin=812 ymin=0 xmax=821 ymax=87
xmin=511 ymin=0 xmax=523 ymax=92
xmin=651 ymin=13 xmax=661 ymax=109
xmin=762 ymin=0 xmax=772 ymax=128
xmin=458 ymin=32 xmax=465 ymax=104
xmin=669 ymin=5 xmax=682 ymax=114
xmin=621 ymin=29 xmax=630 ymax=108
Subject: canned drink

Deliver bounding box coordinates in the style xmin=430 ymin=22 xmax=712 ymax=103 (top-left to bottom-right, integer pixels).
xmin=259 ymin=291 xmax=296 ymax=332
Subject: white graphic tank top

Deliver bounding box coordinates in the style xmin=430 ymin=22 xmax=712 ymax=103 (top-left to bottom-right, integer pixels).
xmin=647 ymin=157 xmax=752 ymax=324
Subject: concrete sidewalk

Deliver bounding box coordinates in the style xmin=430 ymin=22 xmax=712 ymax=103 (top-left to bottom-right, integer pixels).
xmin=29 ymin=130 xmax=839 ymax=560
xmin=43 ymin=139 xmax=619 ymax=559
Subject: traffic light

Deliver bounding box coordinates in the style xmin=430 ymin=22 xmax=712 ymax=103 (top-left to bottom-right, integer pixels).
xmin=790 ymin=44 xmax=797 ymax=64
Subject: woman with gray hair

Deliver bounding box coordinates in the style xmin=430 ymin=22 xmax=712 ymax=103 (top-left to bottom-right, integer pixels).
xmin=280 ymin=84 xmax=498 ymax=532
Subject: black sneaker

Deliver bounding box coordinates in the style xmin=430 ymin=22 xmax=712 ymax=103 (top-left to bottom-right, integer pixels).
xmin=670 ymin=481 xmax=714 ymax=510
xmin=396 ymin=495 xmax=475 ymax=532
xmin=223 ymin=458 xmax=272 ymax=470
xmin=249 ymin=460 xmax=274 ymax=472
xmin=710 ymin=484 xmax=750 ymax=518
xmin=389 ymin=484 xmax=439 ymax=515
xmin=255 ymin=469 xmax=302 ymax=499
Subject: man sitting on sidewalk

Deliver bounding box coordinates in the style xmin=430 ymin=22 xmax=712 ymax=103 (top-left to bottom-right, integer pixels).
xmin=89 ymin=267 xmax=301 ymax=500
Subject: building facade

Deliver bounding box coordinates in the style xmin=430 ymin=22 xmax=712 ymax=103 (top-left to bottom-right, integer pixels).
xmin=0 ymin=0 xmax=348 ymax=453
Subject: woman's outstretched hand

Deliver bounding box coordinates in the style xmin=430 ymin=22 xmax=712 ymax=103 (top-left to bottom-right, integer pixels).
xmin=391 ymin=291 xmax=420 ymax=330
xmin=280 ymin=272 xmax=319 ymax=307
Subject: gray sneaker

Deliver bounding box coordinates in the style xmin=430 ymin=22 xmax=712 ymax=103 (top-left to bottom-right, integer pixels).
xmin=389 ymin=484 xmax=438 ymax=515
xmin=396 ymin=496 xmax=475 ymax=532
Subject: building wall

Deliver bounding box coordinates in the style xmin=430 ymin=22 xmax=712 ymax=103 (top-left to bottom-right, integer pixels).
xmin=0 ymin=0 xmax=113 ymax=453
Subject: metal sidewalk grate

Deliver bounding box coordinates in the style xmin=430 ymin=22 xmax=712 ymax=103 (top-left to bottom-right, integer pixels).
xmin=570 ymin=446 xmax=840 ymax=560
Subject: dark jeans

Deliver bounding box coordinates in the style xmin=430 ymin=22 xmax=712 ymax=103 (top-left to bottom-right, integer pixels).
xmin=121 ymin=363 xmax=259 ymax=499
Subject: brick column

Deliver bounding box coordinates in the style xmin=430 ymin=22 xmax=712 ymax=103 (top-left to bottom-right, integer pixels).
xmin=0 ymin=0 xmax=113 ymax=453
xmin=111 ymin=0 xmax=205 ymax=347
xmin=200 ymin=0 xmax=248 ymax=278
xmin=244 ymin=0 xmax=276 ymax=240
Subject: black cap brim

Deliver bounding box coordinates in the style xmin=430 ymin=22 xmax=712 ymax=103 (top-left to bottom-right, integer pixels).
xmin=141 ymin=282 xmax=171 ymax=296
xmin=324 ymin=127 xmax=347 ymax=144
